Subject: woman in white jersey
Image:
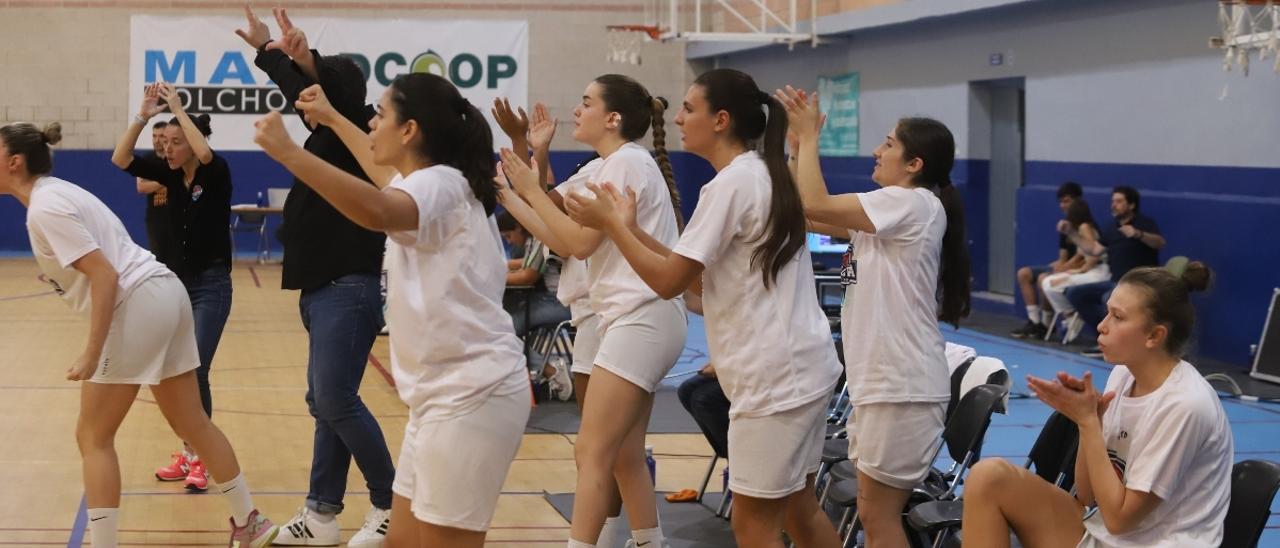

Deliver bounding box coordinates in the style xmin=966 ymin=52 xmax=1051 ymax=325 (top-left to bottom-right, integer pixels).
xmin=566 ymin=69 xmax=844 ymax=548
xmin=0 ymin=122 xmax=277 ymax=548
xmin=962 ymin=263 xmax=1232 ymax=547
xmin=497 ymin=74 xmax=687 ymax=548
xmin=777 ymin=88 xmax=972 ymax=548
xmin=252 ymin=73 xmax=530 ymax=548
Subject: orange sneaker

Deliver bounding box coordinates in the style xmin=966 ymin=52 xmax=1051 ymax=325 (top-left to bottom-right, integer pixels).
xmin=184 ymin=459 xmax=209 ymax=491
xmin=155 ymin=452 xmax=190 ymax=482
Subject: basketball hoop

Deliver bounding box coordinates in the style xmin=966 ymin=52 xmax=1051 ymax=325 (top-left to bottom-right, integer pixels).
xmin=1212 ymin=0 xmax=1279 ymax=76
xmin=606 ymin=25 xmax=661 ymax=65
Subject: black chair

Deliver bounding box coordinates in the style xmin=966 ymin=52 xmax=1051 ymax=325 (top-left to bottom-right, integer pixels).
xmin=827 ymin=384 xmax=1008 ymax=548
xmin=1222 ymin=459 xmax=1280 ymax=548
xmin=907 ymin=411 xmax=1080 ymax=547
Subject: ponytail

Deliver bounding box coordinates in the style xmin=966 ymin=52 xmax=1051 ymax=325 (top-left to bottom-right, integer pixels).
xmin=0 ymin=122 xmax=61 ymax=176
xmin=895 ymin=117 xmax=970 ymax=327
xmin=649 ymin=96 xmax=682 ymax=228
xmin=456 ymin=100 xmax=499 ymax=215
xmin=693 ymin=69 xmax=806 ymax=289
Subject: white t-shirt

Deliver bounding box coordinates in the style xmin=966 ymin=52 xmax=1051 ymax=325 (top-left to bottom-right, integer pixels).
xmin=553 ymin=157 xmax=604 ymax=325
xmin=26 ymin=177 xmax=171 ymax=314
xmin=1079 ymin=361 xmax=1233 ymax=548
xmin=840 ymin=185 xmax=950 ymax=405
xmin=672 ymin=152 xmax=841 ymax=418
xmin=385 ymin=166 xmax=528 ymax=422
xmin=574 ymin=142 xmax=681 ymax=327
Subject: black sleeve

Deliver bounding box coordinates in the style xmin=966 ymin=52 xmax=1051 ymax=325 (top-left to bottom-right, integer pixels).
xmin=200 ymin=154 xmax=233 ymax=193
xmin=122 ymin=154 xmax=173 ymax=182
xmin=254 ymin=48 xmax=314 ymax=104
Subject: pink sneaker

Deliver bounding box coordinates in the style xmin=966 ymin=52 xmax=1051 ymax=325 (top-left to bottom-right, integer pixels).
xmin=184 ymin=459 xmax=209 ymax=491
xmin=228 ymin=509 xmax=278 ymax=548
xmin=155 ymin=452 xmax=190 ymax=481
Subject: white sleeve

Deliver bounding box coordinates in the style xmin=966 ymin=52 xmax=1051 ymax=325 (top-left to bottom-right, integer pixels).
xmin=1123 ymin=399 xmax=1209 ymax=500
xmin=673 ymin=182 xmax=744 ymax=267
xmin=859 ymin=186 xmax=926 ymax=240
xmin=28 ymin=200 xmax=99 ymax=269
xmin=385 ymin=172 xmax=467 ymax=252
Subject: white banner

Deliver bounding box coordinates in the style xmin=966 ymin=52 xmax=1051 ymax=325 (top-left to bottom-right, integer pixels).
xmin=129 ymin=15 xmax=528 ymax=151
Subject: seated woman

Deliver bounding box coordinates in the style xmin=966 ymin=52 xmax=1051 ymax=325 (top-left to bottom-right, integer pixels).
xmin=497 ymin=212 xmax=571 ymax=337
xmin=961 ymin=262 xmax=1232 ymax=547
xmin=1041 ymin=199 xmax=1109 ymax=343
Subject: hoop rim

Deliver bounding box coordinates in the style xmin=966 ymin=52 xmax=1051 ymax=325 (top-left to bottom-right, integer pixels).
xmin=606 ymin=24 xmax=663 ymax=41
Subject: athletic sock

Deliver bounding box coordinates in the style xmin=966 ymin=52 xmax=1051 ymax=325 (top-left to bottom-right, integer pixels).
xmin=216 ymin=473 xmax=254 ymax=527
xmin=567 ymin=540 xmax=596 ymax=548
xmin=87 ymin=507 xmax=119 ymax=547
xmin=598 ymin=515 xmax=623 ymax=548
xmin=631 ymin=526 xmax=665 ymax=548
xmin=1026 ymin=305 xmax=1041 ymax=324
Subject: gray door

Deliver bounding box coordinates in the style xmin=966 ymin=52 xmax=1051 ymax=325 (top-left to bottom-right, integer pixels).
xmin=987 ymin=84 xmax=1024 ymax=294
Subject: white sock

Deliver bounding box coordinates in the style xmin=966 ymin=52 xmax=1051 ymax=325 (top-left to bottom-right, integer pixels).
xmin=1041 ymin=309 xmax=1055 ymax=326
xmin=632 ymin=526 xmax=664 ymax=547
xmin=216 ymin=473 xmax=254 ymax=527
xmin=87 ymin=507 xmax=118 ymax=548
xmin=310 ymin=509 xmax=337 ymax=523
xmin=1026 ymin=305 xmax=1041 ymax=324
xmin=598 ymin=516 xmax=623 ymax=548
xmin=567 ymin=540 xmax=596 ymax=548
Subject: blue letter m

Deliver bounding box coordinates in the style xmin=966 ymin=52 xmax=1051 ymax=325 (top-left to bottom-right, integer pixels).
xmin=144 ymin=50 xmax=195 ymax=84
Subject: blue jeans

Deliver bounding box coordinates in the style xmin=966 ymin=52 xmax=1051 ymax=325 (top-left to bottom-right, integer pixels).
xmin=677 ymin=373 xmax=730 ymax=459
xmin=299 ymin=273 xmax=395 ymax=513
xmin=503 ymin=290 xmax=571 ymax=337
xmin=1065 ymin=280 xmax=1116 ymax=338
xmin=181 ymin=265 xmax=232 ymax=418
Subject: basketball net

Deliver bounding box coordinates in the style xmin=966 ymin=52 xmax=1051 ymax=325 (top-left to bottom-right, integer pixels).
xmin=606 ymin=25 xmax=659 ymax=65
xmin=1214 ymin=0 xmax=1280 ymax=76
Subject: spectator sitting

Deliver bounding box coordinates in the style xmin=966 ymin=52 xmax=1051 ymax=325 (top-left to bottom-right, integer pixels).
xmin=1066 ymin=186 xmax=1165 ymax=356
xmin=497 ymin=212 xmax=571 ymax=338
xmin=1012 ymin=181 xmax=1083 ymax=339
xmin=1041 ymin=199 xmax=1109 ymax=343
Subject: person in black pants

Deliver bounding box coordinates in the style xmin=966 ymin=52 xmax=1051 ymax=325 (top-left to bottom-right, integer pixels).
xmin=677 ymin=364 xmax=731 ymax=461
xmin=111 ymin=83 xmax=233 ymax=492
xmin=237 ymin=7 xmax=394 ymax=546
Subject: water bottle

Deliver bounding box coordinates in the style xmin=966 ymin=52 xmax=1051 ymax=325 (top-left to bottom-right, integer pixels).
xmin=256 ymin=191 xmax=265 ymax=207
xmin=645 ymin=445 xmax=656 ymax=485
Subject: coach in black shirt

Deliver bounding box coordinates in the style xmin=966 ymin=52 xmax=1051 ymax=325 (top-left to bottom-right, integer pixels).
xmin=240 ymin=7 xmax=394 ymax=544
xmin=1067 ymin=186 xmax=1166 ymax=356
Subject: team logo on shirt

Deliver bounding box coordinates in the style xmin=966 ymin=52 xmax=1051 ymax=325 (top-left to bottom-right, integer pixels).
xmin=840 ymin=242 xmax=857 ymax=286
xmin=190 ymin=184 xmax=203 ymax=203
xmin=1083 ymin=449 xmax=1129 ymax=521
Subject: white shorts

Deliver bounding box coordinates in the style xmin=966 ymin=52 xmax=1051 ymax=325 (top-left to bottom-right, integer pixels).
xmin=570 ymin=313 xmax=602 ymax=376
xmin=726 ymin=396 xmax=828 ymax=499
xmin=593 ymin=298 xmax=687 ymax=393
xmin=848 ymin=401 xmax=946 ymax=490
xmin=92 ymin=275 xmax=200 ymax=385
xmin=392 ymin=388 xmax=530 ymax=531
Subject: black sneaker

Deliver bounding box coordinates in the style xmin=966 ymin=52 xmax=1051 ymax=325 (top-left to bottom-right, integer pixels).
xmin=1010 ymin=321 xmax=1047 ymax=339
xmin=1081 ymin=346 xmax=1104 ymax=358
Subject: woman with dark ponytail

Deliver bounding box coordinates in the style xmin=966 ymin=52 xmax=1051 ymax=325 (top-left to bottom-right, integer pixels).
xmin=110 ymin=83 xmax=234 ymax=491
xmin=777 ymin=86 xmax=971 ymax=547
xmin=255 ymin=73 xmax=529 ymax=548
xmin=498 ymin=74 xmax=685 ymax=548
xmin=567 ymin=68 xmax=842 ymax=548
xmin=964 ymin=262 xmax=1232 ymax=547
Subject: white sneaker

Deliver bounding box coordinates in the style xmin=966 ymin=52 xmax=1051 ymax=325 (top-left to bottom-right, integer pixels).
xmin=547 ymin=357 xmax=574 ymax=401
xmin=346 ymin=506 xmax=391 ymax=547
xmin=272 ymin=507 xmax=340 ymax=546
xmin=1064 ymin=312 xmax=1085 ymax=343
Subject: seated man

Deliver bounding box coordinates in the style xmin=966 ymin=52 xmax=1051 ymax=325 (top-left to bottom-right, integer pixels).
xmin=497 ymin=212 xmax=571 ymax=337
xmin=1012 ymin=181 xmax=1083 ymax=339
xmin=678 ymin=364 xmax=731 ymax=461
xmin=1066 ymin=185 xmax=1165 ymax=356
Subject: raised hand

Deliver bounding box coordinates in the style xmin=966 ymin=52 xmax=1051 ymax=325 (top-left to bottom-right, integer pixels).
xmin=253 ymin=111 xmax=299 ymax=159
xmin=233 ymin=3 xmax=272 ymax=48
xmin=138 ymin=83 xmax=170 ymax=119
xmin=268 ymin=7 xmax=312 ymax=63
xmin=295 ymin=84 xmax=339 ymax=127
xmin=528 ymin=102 xmax=557 ymax=152
xmin=498 ymin=148 xmax=543 ymax=197
xmin=491 ymin=98 xmax=529 ymax=142
xmin=774 ymin=86 xmax=822 ymax=143
xmin=156 ymin=82 xmax=185 ymax=114
xmin=565 ymin=182 xmax=637 ymax=232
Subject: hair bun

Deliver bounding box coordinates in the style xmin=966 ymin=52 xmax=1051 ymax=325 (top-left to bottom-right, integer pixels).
xmin=1181 ymin=261 xmax=1212 ymax=293
xmin=41 ymin=122 xmax=63 ymax=146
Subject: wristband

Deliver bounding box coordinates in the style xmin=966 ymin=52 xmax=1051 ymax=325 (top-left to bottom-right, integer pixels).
xmin=133 ymin=114 xmax=148 ymax=126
